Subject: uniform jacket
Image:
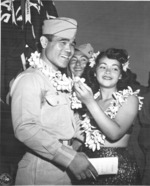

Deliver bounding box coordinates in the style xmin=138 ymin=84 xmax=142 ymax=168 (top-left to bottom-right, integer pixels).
xmin=11 ymin=67 xmax=81 ymax=185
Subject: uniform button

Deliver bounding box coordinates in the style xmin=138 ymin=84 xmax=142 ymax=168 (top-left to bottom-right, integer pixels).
xmin=57 ymin=101 xmax=59 ymax=104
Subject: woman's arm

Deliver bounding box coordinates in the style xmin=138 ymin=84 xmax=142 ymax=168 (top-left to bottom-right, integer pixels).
xmin=74 ymin=82 xmax=139 ymax=141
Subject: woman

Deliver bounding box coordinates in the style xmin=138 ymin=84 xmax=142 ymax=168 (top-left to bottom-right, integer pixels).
xmin=73 ymin=48 xmax=143 ymax=185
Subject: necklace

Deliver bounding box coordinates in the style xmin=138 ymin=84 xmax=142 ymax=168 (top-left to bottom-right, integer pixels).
xmin=28 ymin=51 xmax=83 ymax=109
xmin=80 ymin=86 xmax=144 ymax=151
xmin=28 ymin=51 xmax=73 ymax=92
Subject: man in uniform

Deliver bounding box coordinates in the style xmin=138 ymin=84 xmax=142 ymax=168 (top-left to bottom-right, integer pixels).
xmin=10 ymin=17 xmax=98 ymax=185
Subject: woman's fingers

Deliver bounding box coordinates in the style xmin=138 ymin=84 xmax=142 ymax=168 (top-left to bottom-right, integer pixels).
xmin=74 ymin=81 xmax=90 ymax=93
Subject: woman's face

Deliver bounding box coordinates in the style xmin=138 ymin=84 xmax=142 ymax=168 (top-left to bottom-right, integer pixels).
xmin=96 ymin=56 xmax=122 ymax=88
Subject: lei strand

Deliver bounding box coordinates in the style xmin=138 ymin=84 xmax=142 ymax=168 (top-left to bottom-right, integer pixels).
xmin=28 ymin=51 xmax=82 ymax=109
xmin=80 ymin=86 xmax=144 ymax=152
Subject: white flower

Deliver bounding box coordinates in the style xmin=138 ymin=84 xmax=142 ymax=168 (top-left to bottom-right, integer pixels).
xmin=70 ymin=92 xmax=82 ymax=109
xmin=89 ymin=51 xmax=100 ymax=68
xmin=28 ymin=51 xmax=41 ymax=67
xmin=73 ymin=76 xmax=85 ymax=83
xmin=70 ymin=77 xmax=86 ymax=109
xmin=122 ymin=60 xmax=130 ymax=72
xmin=94 ymin=91 xmax=100 ymax=99
xmin=28 ymin=51 xmax=73 ymax=93
xmin=80 ymin=114 xmax=105 ymax=151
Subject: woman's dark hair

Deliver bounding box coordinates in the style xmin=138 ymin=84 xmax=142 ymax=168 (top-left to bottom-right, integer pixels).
xmin=82 ymin=48 xmax=131 ymax=93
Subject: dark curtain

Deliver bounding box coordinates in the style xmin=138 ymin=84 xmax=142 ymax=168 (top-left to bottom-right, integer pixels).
xmin=0 ymin=0 xmax=58 ymax=182
xmin=1 ymin=0 xmax=58 ymax=101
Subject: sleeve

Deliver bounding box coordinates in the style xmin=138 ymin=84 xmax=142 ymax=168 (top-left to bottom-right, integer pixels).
xmin=11 ymin=73 xmax=77 ymax=168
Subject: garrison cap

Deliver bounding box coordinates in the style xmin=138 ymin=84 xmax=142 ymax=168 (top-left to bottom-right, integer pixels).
xmin=42 ymin=17 xmax=77 ymax=39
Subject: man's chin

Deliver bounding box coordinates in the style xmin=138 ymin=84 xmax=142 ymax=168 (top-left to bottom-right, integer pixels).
xmin=59 ymin=63 xmax=69 ymax=69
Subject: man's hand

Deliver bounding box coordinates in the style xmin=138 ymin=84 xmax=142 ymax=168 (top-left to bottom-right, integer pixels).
xmin=68 ymin=152 xmax=98 ymax=180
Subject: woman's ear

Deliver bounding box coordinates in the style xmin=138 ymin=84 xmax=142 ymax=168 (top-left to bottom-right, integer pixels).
xmin=40 ymin=36 xmax=48 ymax=49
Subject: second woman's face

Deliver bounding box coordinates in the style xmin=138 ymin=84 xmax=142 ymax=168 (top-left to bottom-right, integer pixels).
xmin=96 ymin=56 xmax=122 ymax=88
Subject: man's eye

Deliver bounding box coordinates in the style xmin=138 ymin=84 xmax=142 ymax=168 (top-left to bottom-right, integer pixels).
xmin=60 ymin=41 xmax=67 ymax=45
xmin=81 ymin=58 xmax=88 ymax=62
xmin=70 ymin=59 xmax=76 ymax=64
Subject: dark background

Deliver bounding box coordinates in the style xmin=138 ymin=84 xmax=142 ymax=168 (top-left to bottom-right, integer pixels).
xmin=55 ymin=1 xmax=150 ymax=86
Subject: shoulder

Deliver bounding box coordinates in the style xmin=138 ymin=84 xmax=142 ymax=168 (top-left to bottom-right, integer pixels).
xmin=18 ymin=67 xmax=45 ymax=83
xmin=20 ymin=67 xmax=43 ymax=80
xmin=117 ymin=86 xmax=142 ymax=109
xmin=106 ymin=87 xmax=140 ymax=119
xmin=125 ymin=94 xmax=139 ymax=108
xmin=115 ymin=91 xmax=139 ymax=120
xmin=10 ymin=68 xmax=44 ymax=95
xmin=118 ymin=87 xmax=141 ymax=116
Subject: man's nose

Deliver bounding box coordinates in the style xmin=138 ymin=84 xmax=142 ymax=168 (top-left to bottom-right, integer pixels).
xmin=65 ymin=43 xmax=72 ymax=52
xmin=75 ymin=60 xmax=81 ymax=66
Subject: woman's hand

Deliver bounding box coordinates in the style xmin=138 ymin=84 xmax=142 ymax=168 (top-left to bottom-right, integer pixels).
xmin=74 ymin=81 xmax=94 ymax=106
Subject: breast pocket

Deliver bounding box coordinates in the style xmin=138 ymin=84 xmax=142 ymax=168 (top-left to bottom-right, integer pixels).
xmin=43 ymin=93 xmax=69 ymax=128
xmin=45 ymin=93 xmax=68 ymax=106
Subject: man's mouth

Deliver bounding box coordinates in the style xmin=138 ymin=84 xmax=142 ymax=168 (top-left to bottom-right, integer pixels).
xmin=75 ymin=68 xmax=82 ymax=71
xmin=61 ymin=54 xmax=70 ymax=59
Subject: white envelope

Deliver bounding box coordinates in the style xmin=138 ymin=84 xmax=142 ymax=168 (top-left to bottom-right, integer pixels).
xmin=89 ymin=157 xmax=118 ymax=175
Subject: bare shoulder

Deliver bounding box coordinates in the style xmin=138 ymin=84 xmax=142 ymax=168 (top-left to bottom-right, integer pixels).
xmin=127 ymin=94 xmax=139 ymax=103
xmin=124 ymin=94 xmax=139 ymax=111
xmin=116 ymin=94 xmax=139 ymax=124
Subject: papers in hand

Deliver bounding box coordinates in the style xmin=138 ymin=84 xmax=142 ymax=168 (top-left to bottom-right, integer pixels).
xmin=89 ymin=157 xmax=118 ymax=175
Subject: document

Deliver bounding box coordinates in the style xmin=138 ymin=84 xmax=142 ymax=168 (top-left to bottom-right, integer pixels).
xmin=89 ymin=157 xmax=118 ymax=175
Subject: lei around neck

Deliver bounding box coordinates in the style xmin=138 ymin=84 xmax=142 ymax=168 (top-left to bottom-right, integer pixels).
xmin=81 ymin=86 xmax=144 ymax=152
xmin=28 ymin=51 xmax=82 ymax=109
xmin=28 ymin=51 xmax=73 ymax=92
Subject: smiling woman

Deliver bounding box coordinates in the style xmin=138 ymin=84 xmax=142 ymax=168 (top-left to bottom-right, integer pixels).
xmin=73 ymin=48 xmax=143 ymax=185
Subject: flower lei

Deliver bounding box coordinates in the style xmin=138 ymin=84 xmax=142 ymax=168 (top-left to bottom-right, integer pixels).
xmin=70 ymin=77 xmax=86 ymax=109
xmin=80 ymin=86 xmax=144 ymax=151
xmin=28 ymin=51 xmax=82 ymax=109
xmin=28 ymin=51 xmax=73 ymax=92
xmin=105 ymin=86 xmax=144 ymax=119
xmin=81 ymin=113 xmax=106 ymax=151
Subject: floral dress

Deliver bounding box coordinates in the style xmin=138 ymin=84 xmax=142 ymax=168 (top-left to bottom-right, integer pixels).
xmin=72 ymin=87 xmax=143 ymax=185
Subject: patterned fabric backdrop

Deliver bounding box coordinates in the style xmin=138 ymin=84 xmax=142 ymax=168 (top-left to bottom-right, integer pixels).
xmin=1 ymin=0 xmax=58 ymax=102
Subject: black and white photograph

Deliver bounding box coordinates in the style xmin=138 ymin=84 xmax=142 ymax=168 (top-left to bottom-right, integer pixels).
xmin=1 ymin=0 xmax=150 ymax=185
